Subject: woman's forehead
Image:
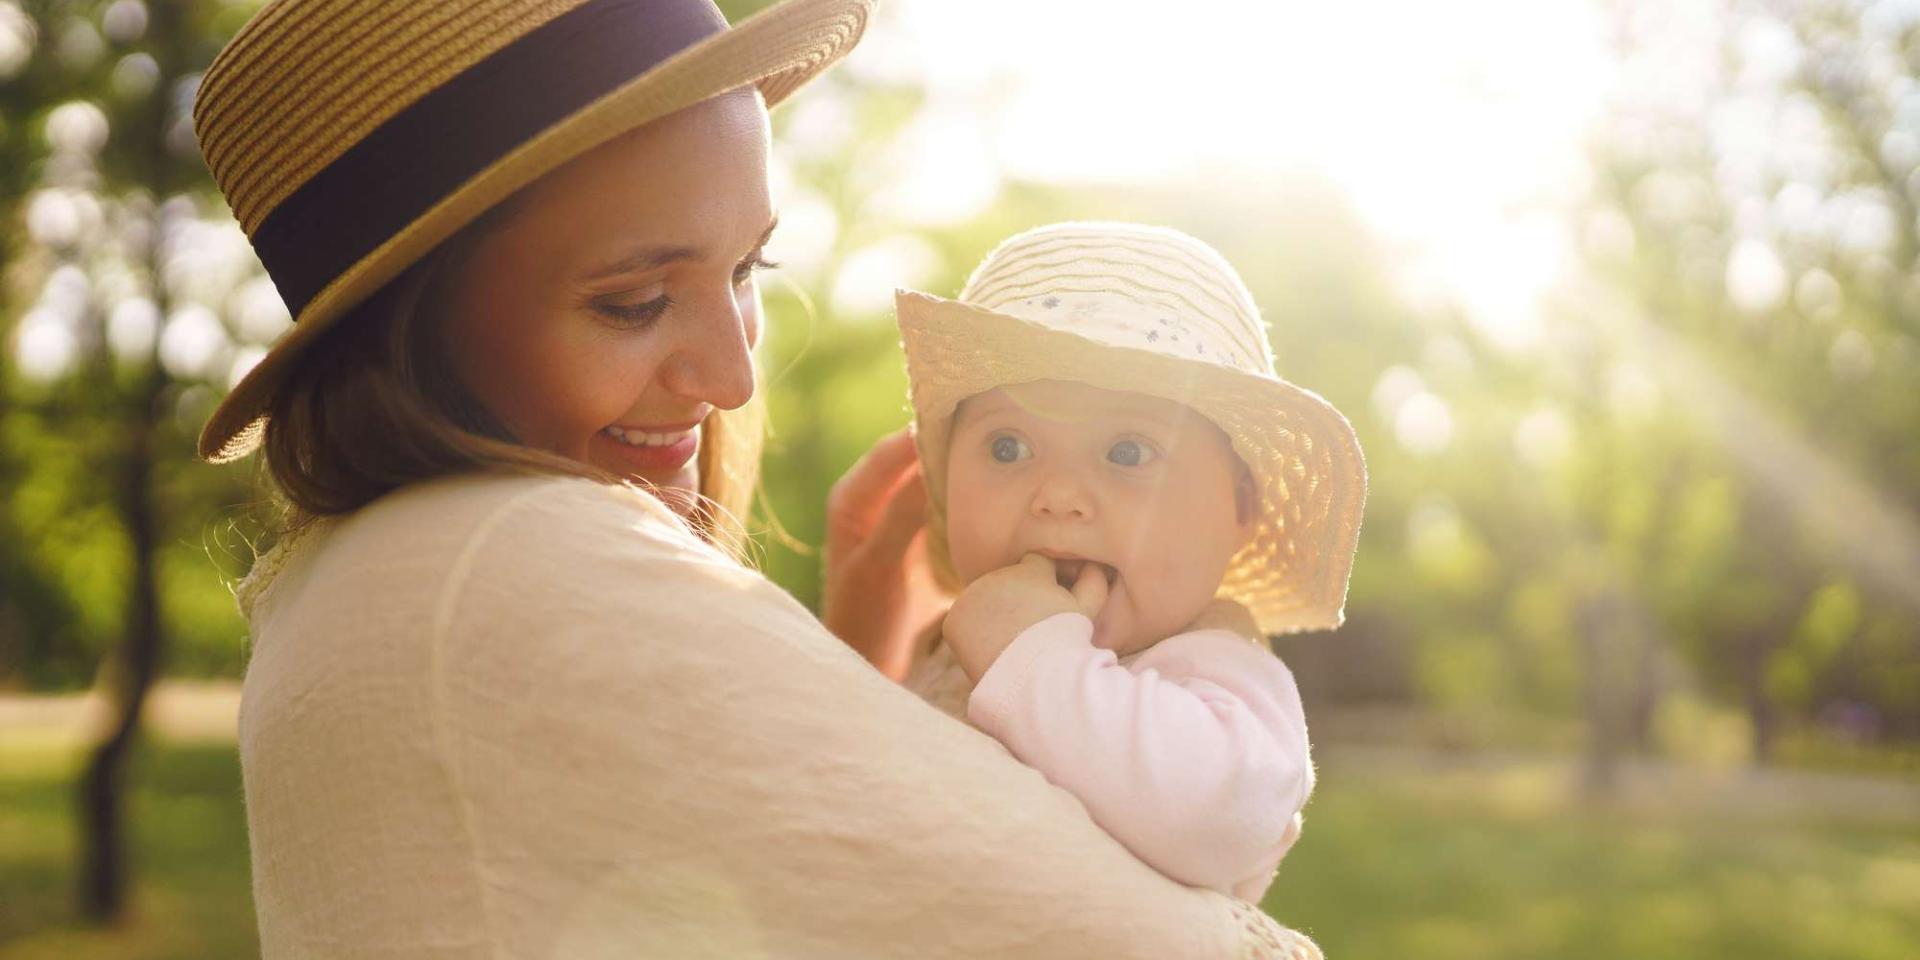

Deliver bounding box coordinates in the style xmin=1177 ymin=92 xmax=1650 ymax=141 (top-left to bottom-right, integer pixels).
xmin=493 ymin=91 xmax=774 ymax=264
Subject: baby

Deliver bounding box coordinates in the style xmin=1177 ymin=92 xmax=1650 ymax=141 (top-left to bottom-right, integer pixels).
xmin=894 ymin=222 xmax=1367 ymax=903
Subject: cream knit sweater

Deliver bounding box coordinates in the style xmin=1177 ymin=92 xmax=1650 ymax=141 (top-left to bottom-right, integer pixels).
xmin=233 ymin=471 xmax=1322 ymax=958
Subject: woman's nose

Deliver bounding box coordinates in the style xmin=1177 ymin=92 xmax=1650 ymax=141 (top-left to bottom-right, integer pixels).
xmin=1029 ymin=472 xmax=1094 ymax=521
xmin=660 ymin=293 xmax=756 ymax=411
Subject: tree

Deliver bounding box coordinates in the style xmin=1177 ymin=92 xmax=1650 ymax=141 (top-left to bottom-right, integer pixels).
xmin=1579 ymin=0 xmax=1920 ymax=760
xmin=2 ymin=0 xmax=262 ymax=920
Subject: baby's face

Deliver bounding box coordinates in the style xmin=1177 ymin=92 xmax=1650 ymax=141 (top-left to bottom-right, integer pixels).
xmin=944 ymin=379 xmax=1255 ymax=657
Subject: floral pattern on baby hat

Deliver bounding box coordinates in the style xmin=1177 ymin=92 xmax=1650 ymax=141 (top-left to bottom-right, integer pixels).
xmin=1012 ymin=292 xmax=1236 ymax=370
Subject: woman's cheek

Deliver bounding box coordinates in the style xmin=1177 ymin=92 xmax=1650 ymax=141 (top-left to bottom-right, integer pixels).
xmin=602 ymin=338 xmax=667 ymax=399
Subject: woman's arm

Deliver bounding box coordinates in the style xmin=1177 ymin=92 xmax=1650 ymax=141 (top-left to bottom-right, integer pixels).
xmin=433 ymin=480 xmax=1319 ymax=959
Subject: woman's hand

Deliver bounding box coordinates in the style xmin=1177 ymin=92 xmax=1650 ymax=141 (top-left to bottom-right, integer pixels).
xmin=945 ymin=554 xmax=1108 ymax=683
xmin=821 ymin=428 xmax=948 ymax=682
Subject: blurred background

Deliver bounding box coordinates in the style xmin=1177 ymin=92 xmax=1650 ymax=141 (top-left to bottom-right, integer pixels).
xmin=2 ymin=0 xmax=1918 ymax=957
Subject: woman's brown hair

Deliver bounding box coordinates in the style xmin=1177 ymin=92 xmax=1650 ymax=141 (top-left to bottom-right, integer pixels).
xmin=258 ymin=209 xmax=765 ymax=559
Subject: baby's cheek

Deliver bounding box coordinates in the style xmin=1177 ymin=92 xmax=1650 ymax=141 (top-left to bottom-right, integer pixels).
xmin=1150 ymin=556 xmax=1229 ymax=633
xmin=1116 ymin=559 xmax=1187 ymax=638
xmin=945 ymin=494 xmax=1021 ymax=582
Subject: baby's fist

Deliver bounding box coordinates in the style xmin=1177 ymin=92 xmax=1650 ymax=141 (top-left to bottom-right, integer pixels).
xmin=945 ymin=554 xmax=1105 ymax=682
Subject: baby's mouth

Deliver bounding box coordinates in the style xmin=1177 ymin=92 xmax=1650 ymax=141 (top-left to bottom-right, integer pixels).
xmin=1051 ymin=557 xmax=1118 ymax=590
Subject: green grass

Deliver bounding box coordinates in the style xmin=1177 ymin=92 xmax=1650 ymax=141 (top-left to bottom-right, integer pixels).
xmin=0 ymin=737 xmax=257 ymax=960
xmin=3 ymin=737 xmax=1917 ymax=960
xmin=1266 ymin=751 xmax=1920 ymax=960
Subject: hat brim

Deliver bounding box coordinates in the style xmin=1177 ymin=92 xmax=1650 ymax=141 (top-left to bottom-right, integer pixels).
xmin=200 ymin=0 xmax=872 ymax=463
xmin=898 ymin=289 xmax=1368 ymax=636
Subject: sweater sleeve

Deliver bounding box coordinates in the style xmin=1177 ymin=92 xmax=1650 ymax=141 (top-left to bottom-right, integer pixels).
xmin=965 ymin=613 xmax=1313 ymax=896
xmin=424 ymin=480 xmax=1315 ymax=959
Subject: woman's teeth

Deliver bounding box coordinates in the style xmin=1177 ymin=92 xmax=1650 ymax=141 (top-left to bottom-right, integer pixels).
xmin=601 ymin=425 xmax=693 ymax=448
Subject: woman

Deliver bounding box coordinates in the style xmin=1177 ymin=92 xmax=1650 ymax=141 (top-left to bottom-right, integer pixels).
xmin=198 ymin=0 xmax=1321 ymax=956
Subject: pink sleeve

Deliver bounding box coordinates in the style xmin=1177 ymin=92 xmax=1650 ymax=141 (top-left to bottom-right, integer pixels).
xmin=965 ymin=613 xmax=1312 ymax=896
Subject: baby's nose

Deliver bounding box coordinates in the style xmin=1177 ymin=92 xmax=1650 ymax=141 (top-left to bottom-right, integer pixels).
xmin=1029 ymin=475 xmax=1094 ymax=520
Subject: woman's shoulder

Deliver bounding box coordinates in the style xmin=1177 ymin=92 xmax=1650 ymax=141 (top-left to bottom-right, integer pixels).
xmin=247 ymin=472 xmax=719 ymax=624
xmin=362 ymin=470 xmax=684 ymax=535
xmin=344 ymin=470 xmax=716 ymax=564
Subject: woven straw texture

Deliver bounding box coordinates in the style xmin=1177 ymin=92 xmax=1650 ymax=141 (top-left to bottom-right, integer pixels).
xmin=900 ymin=223 xmax=1367 ymax=636
xmin=1226 ymin=898 xmax=1326 ymax=960
xmin=194 ymin=0 xmax=874 ymax=462
xmin=197 ymin=0 xmax=584 ymax=235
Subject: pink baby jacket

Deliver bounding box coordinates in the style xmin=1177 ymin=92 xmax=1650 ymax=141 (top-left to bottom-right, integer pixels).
xmin=908 ymin=612 xmax=1312 ymax=903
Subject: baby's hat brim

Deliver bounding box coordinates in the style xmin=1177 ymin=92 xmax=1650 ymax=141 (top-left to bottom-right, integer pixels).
xmin=898 ymin=289 xmax=1367 ymax=636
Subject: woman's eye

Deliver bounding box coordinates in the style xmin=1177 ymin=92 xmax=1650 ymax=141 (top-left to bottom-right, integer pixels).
xmin=733 ymin=252 xmax=780 ymax=286
xmin=593 ymin=295 xmax=672 ymax=328
xmin=990 ymin=435 xmax=1031 ymax=463
xmin=1107 ymin=440 xmax=1158 ymax=467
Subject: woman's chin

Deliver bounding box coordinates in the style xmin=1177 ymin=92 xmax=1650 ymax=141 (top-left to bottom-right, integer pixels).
xmin=588 ymin=430 xmax=700 ymax=496
xmin=588 ymin=451 xmax=700 ymax=516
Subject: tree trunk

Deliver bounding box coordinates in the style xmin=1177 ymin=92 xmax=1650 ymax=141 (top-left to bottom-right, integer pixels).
xmin=1578 ymin=583 xmax=1628 ymax=797
xmin=1742 ymin=629 xmax=1777 ymax=766
xmin=79 ymin=367 xmax=166 ymax=921
xmin=76 ymin=0 xmax=193 ymax=922
xmin=1627 ymin=627 xmax=1660 ymax=754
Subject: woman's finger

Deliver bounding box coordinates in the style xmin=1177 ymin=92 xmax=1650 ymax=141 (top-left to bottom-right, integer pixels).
xmin=861 ymin=467 xmax=927 ymax=562
xmin=826 ymin=429 xmax=920 ymax=549
xmin=1069 ymin=563 xmax=1109 ymax=617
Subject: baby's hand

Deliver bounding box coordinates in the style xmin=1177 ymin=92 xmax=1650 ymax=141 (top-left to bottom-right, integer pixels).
xmin=945 ymin=554 xmax=1107 ymax=683
xmin=1186 ymin=597 xmax=1265 ymax=643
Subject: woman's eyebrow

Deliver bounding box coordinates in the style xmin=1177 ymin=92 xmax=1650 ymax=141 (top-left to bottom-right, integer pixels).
xmin=583 ymin=245 xmax=701 ymax=281
xmin=583 ymin=216 xmax=780 ymax=281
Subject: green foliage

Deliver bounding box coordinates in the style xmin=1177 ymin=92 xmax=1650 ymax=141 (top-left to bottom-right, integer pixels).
xmin=1576 ymin=0 xmax=1920 ymax=743
xmin=0 ymin=0 xmax=1913 ymax=953
xmin=0 ymin=0 xmax=267 ymax=691
xmin=0 ymin=0 xmax=1913 ymax=761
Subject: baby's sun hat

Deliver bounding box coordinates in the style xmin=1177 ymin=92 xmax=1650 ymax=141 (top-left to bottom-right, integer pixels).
xmin=897 ymin=222 xmax=1368 ymax=636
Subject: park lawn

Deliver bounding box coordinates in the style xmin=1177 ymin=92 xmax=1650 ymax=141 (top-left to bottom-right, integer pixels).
xmin=1267 ymin=750 xmax=1920 ymax=960
xmin=0 ymin=737 xmax=257 ymax=960
xmin=3 ymin=737 xmax=1917 ymax=960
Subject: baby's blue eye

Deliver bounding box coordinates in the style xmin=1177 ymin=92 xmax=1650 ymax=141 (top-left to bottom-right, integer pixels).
xmin=990 ymin=435 xmax=1031 ymax=463
xmin=1107 ymin=440 xmax=1157 ymax=466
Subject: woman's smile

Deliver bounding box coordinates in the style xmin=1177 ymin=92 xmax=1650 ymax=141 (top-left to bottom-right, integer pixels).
xmin=593 ymin=421 xmax=702 ymax=475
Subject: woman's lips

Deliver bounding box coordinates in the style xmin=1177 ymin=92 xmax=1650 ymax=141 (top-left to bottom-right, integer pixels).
xmin=595 ymin=424 xmax=699 ymax=475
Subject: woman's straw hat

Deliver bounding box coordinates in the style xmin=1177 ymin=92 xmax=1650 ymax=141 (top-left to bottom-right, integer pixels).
xmin=193 ymin=0 xmax=875 ymax=463
xmin=898 ymin=222 xmax=1367 ymax=636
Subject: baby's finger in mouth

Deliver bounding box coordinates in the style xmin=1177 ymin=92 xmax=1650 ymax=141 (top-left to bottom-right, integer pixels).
xmin=1068 ymin=561 xmax=1110 ymax=615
